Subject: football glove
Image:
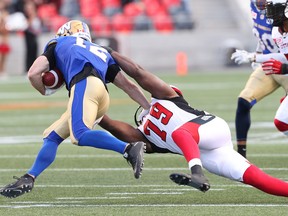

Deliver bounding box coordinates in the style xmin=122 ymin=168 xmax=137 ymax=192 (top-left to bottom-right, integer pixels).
xmin=262 ymin=59 xmax=284 ymax=75
xmin=231 ymin=49 xmax=255 ymax=64
xmin=44 ymin=84 xmax=64 ymax=96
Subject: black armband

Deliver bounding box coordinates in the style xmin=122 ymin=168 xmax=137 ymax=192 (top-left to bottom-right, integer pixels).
xmin=281 ymin=63 xmax=288 ymax=74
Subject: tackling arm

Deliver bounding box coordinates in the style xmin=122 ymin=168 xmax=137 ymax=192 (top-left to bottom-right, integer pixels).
xmin=99 ymin=115 xmax=154 ymax=153
xmin=110 ymin=50 xmax=178 ymax=100
xmin=113 ymin=71 xmax=150 ymax=110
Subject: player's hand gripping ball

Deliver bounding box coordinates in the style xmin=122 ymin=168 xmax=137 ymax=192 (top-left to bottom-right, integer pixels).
xmin=42 ymin=69 xmax=64 ymax=89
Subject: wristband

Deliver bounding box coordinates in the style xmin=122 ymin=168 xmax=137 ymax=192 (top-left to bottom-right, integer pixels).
xmin=281 ymin=63 xmax=288 ymax=74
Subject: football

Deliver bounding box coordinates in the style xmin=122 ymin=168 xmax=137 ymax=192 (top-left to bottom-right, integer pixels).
xmin=42 ymin=69 xmax=64 ymax=89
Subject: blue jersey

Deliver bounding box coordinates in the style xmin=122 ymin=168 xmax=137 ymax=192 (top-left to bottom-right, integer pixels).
xmin=44 ymin=36 xmax=118 ymax=86
xmin=250 ymin=2 xmax=278 ymax=54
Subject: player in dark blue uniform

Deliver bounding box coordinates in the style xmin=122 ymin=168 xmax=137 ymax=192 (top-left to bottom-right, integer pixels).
xmin=0 ymin=20 xmax=150 ymax=198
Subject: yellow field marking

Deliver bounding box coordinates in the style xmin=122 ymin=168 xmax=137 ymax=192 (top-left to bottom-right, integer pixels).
xmin=0 ymin=99 xmax=134 ymax=111
xmin=0 ymin=101 xmax=66 ymax=110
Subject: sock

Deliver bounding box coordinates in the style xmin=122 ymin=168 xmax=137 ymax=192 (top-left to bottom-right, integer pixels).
xmin=235 ymin=98 xmax=252 ymax=154
xmin=237 ymin=145 xmax=246 ymax=158
xmin=78 ymin=130 xmax=127 ymax=154
xmin=171 ymin=124 xmax=200 ymax=164
xmin=243 ymin=164 xmax=288 ymax=197
xmin=28 ymin=131 xmax=63 ymax=178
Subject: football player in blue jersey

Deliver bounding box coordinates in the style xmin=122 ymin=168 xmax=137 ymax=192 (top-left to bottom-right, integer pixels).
xmin=231 ymin=0 xmax=288 ymax=158
xmin=0 ymin=20 xmax=150 ymax=198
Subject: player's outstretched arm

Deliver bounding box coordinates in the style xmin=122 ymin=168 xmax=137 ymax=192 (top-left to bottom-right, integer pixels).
xmin=113 ymin=71 xmax=150 ymax=110
xmin=99 ymin=115 xmax=154 ymax=153
xmin=110 ymin=50 xmax=177 ymax=99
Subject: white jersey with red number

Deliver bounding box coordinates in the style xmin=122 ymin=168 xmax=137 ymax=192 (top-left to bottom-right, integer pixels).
xmin=138 ymin=97 xmax=251 ymax=182
xmin=272 ymin=27 xmax=288 ymax=54
xmin=138 ymin=97 xmax=208 ymax=154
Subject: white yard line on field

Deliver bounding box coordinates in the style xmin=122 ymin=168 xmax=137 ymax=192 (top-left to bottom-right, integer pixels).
xmin=1 ymin=204 xmax=288 ymax=209
xmin=1 ymin=153 xmax=288 ymax=159
xmin=0 ymin=122 xmax=286 ymax=145
xmin=0 ymin=167 xmax=287 ymax=173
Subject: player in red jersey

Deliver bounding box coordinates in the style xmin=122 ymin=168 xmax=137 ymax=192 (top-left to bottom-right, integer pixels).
xmin=99 ymin=49 xmax=288 ymax=197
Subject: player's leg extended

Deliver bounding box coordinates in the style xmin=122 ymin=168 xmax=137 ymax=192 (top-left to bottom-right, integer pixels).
xmin=28 ymin=111 xmax=70 ymax=178
xmin=69 ymin=76 xmax=145 ymax=178
xmin=170 ymin=121 xmax=210 ymax=192
xmin=69 ymin=76 xmax=128 ymax=153
xmin=172 ymin=123 xmax=201 ymax=167
xmin=201 ymin=145 xmax=288 ymax=197
xmin=0 ymin=112 xmax=69 ymax=198
xmin=236 ymin=67 xmax=279 ymax=157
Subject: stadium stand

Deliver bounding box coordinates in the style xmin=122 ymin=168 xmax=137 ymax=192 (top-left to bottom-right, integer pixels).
xmin=33 ymin=0 xmax=194 ymax=35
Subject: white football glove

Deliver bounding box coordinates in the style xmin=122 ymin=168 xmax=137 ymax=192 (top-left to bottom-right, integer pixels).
xmin=231 ymin=49 xmax=255 ymax=64
xmin=44 ymin=88 xmax=58 ymax=96
xmin=44 ymin=84 xmax=64 ymax=96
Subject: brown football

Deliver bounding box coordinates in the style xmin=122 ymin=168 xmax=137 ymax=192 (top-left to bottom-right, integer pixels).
xmin=42 ymin=69 xmax=64 ymax=89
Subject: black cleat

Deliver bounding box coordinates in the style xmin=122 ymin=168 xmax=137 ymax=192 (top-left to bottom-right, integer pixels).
xmin=170 ymin=173 xmax=210 ymax=192
xmin=0 ymin=174 xmax=34 ymax=198
xmin=123 ymin=141 xmax=146 ymax=179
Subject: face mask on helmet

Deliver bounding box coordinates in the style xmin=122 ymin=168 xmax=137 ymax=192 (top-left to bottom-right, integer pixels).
xmin=266 ymin=0 xmax=288 ymax=26
xmin=55 ymin=20 xmax=91 ymax=42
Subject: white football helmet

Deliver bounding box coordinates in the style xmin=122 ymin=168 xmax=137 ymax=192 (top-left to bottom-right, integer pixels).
xmin=55 ymin=20 xmax=91 ymax=42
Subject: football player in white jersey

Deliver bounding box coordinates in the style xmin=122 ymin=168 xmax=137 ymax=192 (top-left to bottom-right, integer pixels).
xmin=99 ymin=49 xmax=288 ymax=197
xmin=230 ymin=0 xmax=288 ymax=158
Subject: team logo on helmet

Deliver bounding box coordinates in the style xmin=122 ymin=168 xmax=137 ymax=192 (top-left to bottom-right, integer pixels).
xmin=56 ymin=20 xmax=91 ymax=42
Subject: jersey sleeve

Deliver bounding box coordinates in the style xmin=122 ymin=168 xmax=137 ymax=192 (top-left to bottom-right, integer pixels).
xmin=41 ymin=42 xmax=57 ymax=70
xmin=105 ymin=64 xmax=120 ymax=83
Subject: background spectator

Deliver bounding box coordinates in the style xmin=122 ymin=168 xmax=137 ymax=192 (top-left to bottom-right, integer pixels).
xmin=0 ymin=1 xmax=10 ymax=78
xmin=23 ymin=0 xmax=41 ymax=73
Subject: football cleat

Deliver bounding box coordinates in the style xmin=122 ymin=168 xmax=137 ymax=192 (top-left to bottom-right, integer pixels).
xmin=0 ymin=174 xmax=34 ymax=198
xmin=123 ymin=141 xmax=146 ymax=179
xmin=169 ymin=173 xmax=210 ymax=192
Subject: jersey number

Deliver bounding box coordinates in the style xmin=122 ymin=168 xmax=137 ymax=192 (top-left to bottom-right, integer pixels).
xmin=143 ymin=102 xmax=173 ymax=141
xmin=75 ymin=37 xmax=108 ymax=62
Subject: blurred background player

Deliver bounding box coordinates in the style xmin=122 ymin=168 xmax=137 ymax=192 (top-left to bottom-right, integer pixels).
xmin=23 ymin=0 xmax=41 ymax=73
xmin=99 ymin=49 xmax=288 ymax=197
xmin=0 ymin=1 xmax=10 ymax=78
xmin=230 ymin=0 xmax=288 ymax=158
